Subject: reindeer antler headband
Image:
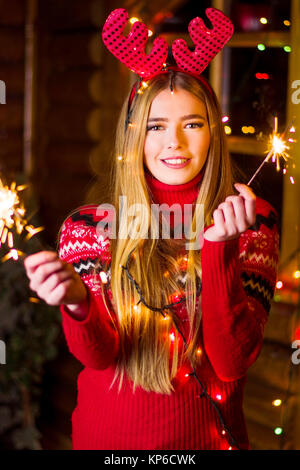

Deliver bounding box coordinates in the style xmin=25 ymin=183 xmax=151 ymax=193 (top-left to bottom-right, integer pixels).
xmin=102 ymin=8 xmax=234 ymax=127
xmin=102 ymin=8 xmax=233 ymax=78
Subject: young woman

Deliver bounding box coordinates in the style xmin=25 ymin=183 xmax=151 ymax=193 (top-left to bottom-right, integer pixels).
xmin=24 ymin=68 xmax=279 ymax=450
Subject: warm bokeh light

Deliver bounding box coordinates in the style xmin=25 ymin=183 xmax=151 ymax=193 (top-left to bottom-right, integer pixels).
xmin=259 ymin=17 xmax=268 ymax=24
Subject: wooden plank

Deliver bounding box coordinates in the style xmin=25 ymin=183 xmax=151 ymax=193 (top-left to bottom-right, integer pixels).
xmin=45 ymin=142 xmax=95 ymax=175
xmin=0 ymin=29 xmax=24 ymax=62
xmin=45 ymin=104 xmax=102 ymax=142
xmin=48 ymin=32 xmax=103 ymax=69
xmin=247 ymin=341 xmax=297 ymax=393
xmin=48 ymin=68 xmax=103 ymax=106
xmin=0 ymin=63 xmax=24 ymax=97
xmin=40 ymin=0 xmax=105 ymax=31
xmin=246 ymin=418 xmax=281 ymax=450
xmin=0 ymin=0 xmax=25 ymax=26
xmin=264 ymin=301 xmax=297 ymax=346
xmin=244 ymin=379 xmax=297 ymax=431
xmin=0 ymin=100 xmax=23 ymax=130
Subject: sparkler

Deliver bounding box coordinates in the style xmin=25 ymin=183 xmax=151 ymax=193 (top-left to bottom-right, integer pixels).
xmin=0 ymin=178 xmax=44 ymax=262
xmin=247 ymin=117 xmax=296 ymax=186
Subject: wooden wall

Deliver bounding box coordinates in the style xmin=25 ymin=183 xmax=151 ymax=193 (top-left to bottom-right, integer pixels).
xmin=0 ymin=0 xmax=25 ymax=178
xmin=32 ymin=0 xmax=128 ymax=246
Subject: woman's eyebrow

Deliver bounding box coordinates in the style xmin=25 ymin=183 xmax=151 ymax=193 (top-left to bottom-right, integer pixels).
xmin=147 ymin=114 xmax=206 ymax=123
xmin=181 ymin=114 xmax=206 ymax=121
xmin=147 ymin=117 xmax=168 ymax=123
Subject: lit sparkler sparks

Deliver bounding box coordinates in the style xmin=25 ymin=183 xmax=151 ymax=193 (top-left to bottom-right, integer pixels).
xmin=247 ymin=117 xmax=296 ymax=186
xmin=0 ymin=178 xmax=44 ymax=262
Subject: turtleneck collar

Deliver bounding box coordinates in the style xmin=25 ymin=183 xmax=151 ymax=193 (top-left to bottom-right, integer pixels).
xmin=145 ymin=168 xmax=204 ymax=208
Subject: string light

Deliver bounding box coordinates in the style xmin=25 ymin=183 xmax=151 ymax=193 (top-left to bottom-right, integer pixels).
xmin=272 ymin=399 xmax=282 ymax=407
xmin=241 ymin=126 xmax=255 ymax=134
xmin=256 ymin=73 xmax=270 ymax=80
xmin=283 ymin=46 xmax=291 ymax=53
xmin=293 ymin=270 xmax=300 ymax=279
xmin=257 ymin=44 xmax=266 ymax=51
xmin=224 ymin=126 xmax=231 ymax=135
xmin=276 ymin=281 xmax=283 ymax=289
xmin=259 ymin=17 xmax=268 ymax=24
xmin=222 ymin=116 xmax=229 ymax=123
xmin=129 ymin=17 xmax=140 ymax=24
xmin=283 ymin=20 xmax=291 ymax=27
xmin=274 ymin=427 xmax=283 ymax=436
xmin=100 ymin=271 xmax=108 ymax=283
xmin=121 ymin=248 xmax=240 ymax=450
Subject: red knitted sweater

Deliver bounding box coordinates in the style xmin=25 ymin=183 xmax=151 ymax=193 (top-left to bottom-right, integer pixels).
xmin=58 ymin=171 xmax=279 ymax=450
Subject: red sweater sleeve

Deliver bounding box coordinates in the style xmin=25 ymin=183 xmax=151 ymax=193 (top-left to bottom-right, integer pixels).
xmin=58 ymin=205 xmax=119 ymax=370
xmin=201 ymin=198 xmax=279 ymax=381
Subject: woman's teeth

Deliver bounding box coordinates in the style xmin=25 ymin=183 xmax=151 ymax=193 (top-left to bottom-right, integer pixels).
xmin=163 ymin=159 xmax=188 ymax=164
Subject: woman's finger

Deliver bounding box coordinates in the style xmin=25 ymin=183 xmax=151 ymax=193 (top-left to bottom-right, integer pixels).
xmin=212 ymin=208 xmax=226 ymax=238
xmin=24 ymin=251 xmax=58 ymax=276
xmin=234 ymin=183 xmax=256 ymax=225
xmin=37 ymin=269 xmax=74 ymax=299
xmin=31 ymin=260 xmax=73 ymax=287
xmin=225 ymin=196 xmax=249 ymax=233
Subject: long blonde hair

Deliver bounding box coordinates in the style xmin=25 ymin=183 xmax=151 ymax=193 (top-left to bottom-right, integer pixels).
xmin=97 ymin=71 xmax=234 ymax=394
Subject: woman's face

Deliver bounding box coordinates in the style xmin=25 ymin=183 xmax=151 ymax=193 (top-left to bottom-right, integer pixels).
xmin=144 ymin=88 xmax=210 ymax=185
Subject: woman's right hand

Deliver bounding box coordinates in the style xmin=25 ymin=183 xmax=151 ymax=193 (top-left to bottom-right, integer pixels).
xmin=24 ymin=251 xmax=88 ymax=313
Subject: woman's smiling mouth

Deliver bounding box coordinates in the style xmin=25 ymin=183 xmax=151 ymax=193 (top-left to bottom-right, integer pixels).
xmin=161 ymin=158 xmax=191 ymax=169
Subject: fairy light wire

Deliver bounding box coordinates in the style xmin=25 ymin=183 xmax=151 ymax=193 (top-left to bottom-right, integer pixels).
xmin=121 ymin=248 xmax=240 ymax=450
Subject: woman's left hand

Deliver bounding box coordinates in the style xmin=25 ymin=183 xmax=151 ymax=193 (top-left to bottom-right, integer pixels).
xmin=203 ymin=183 xmax=256 ymax=242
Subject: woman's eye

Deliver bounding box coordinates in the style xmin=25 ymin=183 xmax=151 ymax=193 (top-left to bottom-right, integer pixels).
xmin=185 ymin=122 xmax=204 ymax=129
xmin=146 ymin=125 xmax=164 ymax=131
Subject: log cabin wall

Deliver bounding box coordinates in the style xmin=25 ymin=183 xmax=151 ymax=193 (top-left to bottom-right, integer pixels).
xmin=33 ymin=0 xmax=128 ymax=245
xmin=0 ymin=0 xmax=25 ymax=178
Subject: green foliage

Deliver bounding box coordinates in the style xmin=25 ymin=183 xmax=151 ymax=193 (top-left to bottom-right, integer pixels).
xmin=0 ymin=181 xmax=61 ymax=449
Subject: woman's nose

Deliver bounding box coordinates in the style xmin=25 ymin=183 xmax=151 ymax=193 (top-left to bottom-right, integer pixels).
xmin=166 ymin=126 xmax=183 ymax=149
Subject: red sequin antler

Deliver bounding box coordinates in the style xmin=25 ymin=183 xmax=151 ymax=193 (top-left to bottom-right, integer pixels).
xmin=172 ymin=8 xmax=234 ymax=74
xmin=102 ymin=8 xmax=169 ymax=80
